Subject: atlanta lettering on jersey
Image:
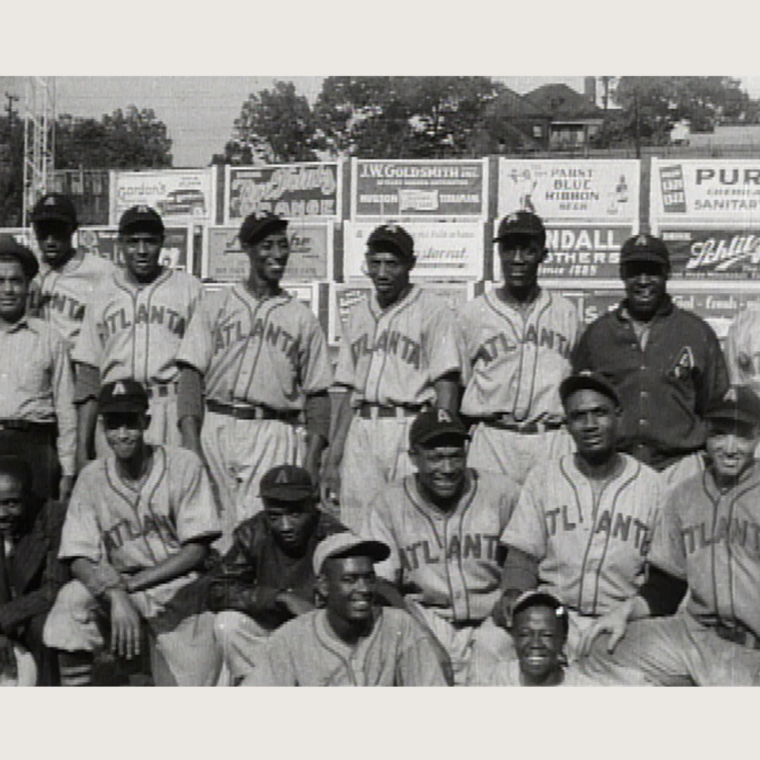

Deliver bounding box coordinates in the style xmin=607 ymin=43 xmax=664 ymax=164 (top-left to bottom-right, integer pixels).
xmin=399 ymin=533 xmax=500 ymax=571
xmin=545 ymin=506 xmax=650 ymax=552
xmin=100 ymin=305 xmax=187 ymax=340
xmin=473 ymin=325 xmax=572 ymax=366
xmin=42 ymin=291 xmax=85 ymax=322
xmin=213 ymin=318 xmax=300 ymax=361
xmin=681 ymin=517 xmax=760 ymax=554
xmin=350 ymin=330 xmax=421 ymax=370
xmin=102 ymin=513 xmax=176 ymax=553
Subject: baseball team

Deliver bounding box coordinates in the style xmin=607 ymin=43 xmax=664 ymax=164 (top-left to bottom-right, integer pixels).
xmin=0 ymin=190 xmax=759 ymax=686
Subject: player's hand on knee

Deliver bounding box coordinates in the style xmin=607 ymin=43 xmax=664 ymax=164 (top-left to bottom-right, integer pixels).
xmin=492 ymin=589 xmax=522 ymax=630
xmin=578 ymin=606 xmax=630 ymax=658
xmin=0 ymin=635 xmax=18 ymax=679
xmin=320 ymin=461 xmax=341 ymax=509
xmin=108 ymin=590 xmax=142 ymax=660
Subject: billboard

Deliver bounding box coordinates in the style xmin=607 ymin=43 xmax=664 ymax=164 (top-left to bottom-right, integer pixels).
xmin=109 ymin=168 xmax=216 ymax=226
xmin=343 ymin=221 xmax=484 ymax=280
xmin=225 ymin=163 xmax=341 ymax=223
xmin=651 ymin=159 xmax=760 ymax=224
xmin=204 ymin=222 xmax=333 ymax=283
xmin=351 ymin=159 xmax=488 ymax=218
xmin=497 ymin=159 xmax=640 ymax=224
xmin=77 ymin=226 xmax=192 ymax=270
xmin=660 ymin=227 xmax=760 ymax=279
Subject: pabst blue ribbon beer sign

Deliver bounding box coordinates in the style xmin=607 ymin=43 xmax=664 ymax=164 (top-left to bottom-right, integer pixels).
xmin=661 ymin=228 xmax=760 ymax=279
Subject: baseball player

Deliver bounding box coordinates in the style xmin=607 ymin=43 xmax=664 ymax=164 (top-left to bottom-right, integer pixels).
xmin=323 ymin=223 xmax=462 ymax=532
xmin=43 ymin=379 xmax=222 ymax=686
xmin=176 ymin=211 xmax=332 ymax=550
xmin=458 ymin=211 xmax=579 ymax=487
xmin=242 ymin=532 xmax=449 ymax=686
xmin=572 ymin=233 xmax=729 ymax=473
xmin=72 ymin=205 xmax=203 ymax=468
xmin=577 ymin=385 xmax=760 ymax=686
xmin=0 ymin=237 xmax=76 ymax=502
xmin=360 ymin=408 xmax=518 ymax=684
xmin=209 ymin=463 xmax=347 ymax=682
xmin=29 ymin=192 xmax=117 ymax=352
xmin=488 ymin=371 xmax=662 ymax=668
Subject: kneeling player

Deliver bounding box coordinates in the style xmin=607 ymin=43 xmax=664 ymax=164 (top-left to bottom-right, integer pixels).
xmin=43 ymin=380 xmax=222 ymax=686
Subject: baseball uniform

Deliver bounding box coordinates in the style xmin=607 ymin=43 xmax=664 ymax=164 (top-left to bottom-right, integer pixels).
xmin=31 ymin=253 xmax=118 ymax=352
xmin=459 ymin=288 xmax=579 ymax=486
xmin=361 ymin=468 xmax=517 ymax=682
xmin=43 ymin=445 xmax=222 ymax=686
xmin=242 ymin=606 xmax=448 ymax=686
xmin=73 ymin=266 xmax=203 ymax=450
xmin=500 ymin=452 xmax=661 ymax=657
xmin=175 ymin=283 xmax=333 ymax=545
xmin=582 ymin=459 xmax=760 ymax=686
xmin=334 ymin=285 xmax=462 ymax=531
xmin=481 ymin=659 xmax=620 ymax=686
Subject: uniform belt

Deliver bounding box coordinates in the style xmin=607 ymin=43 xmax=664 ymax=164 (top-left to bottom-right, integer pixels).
xmin=713 ymin=621 xmax=760 ymax=651
xmin=356 ymin=403 xmax=423 ymax=420
xmin=145 ymin=383 xmax=178 ymax=399
xmin=0 ymin=419 xmax=56 ymax=435
xmin=480 ymin=416 xmax=563 ymax=434
xmin=206 ymin=399 xmax=300 ymax=422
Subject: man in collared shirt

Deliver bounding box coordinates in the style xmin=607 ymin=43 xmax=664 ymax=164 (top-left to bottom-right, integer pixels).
xmin=572 ymin=233 xmax=728 ymax=475
xmin=0 ymin=237 xmax=76 ymax=501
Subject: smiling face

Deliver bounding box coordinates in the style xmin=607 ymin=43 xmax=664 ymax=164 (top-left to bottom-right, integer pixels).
xmin=411 ymin=436 xmax=468 ymax=507
xmin=34 ymin=220 xmax=76 ymax=267
xmin=320 ymin=555 xmax=377 ymax=628
xmin=621 ymin=260 xmax=669 ymax=321
xmin=513 ymin=605 xmax=565 ymax=685
xmin=245 ymin=230 xmax=290 ymax=287
xmin=564 ymin=388 xmax=620 ymax=464
xmin=705 ymin=418 xmax=759 ymax=486
xmin=102 ymin=411 xmax=148 ymax=463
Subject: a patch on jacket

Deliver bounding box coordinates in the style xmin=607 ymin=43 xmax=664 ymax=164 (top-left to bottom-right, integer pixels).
xmin=670 ymin=346 xmax=695 ymax=380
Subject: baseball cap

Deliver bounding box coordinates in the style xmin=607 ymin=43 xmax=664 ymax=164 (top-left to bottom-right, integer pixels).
xmin=409 ymin=408 xmax=470 ymax=448
xmin=619 ymin=233 xmax=670 ymax=267
xmin=313 ymin=532 xmax=390 ymax=575
xmin=512 ymin=590 xmax=569 ymax=635
xmin=98 ymin=379 xmax=149 ymax=415
xmin=118 ymin=205 xmax=165 ymax=236
xmin=493 ymin=211 xmax=546 ymax=243
xmin=260 ymin=464 xmax=315 ymax=502
xmin=0 ymin=236 xmax=39 ymax=280
xmin=367 ymin=223 xmax=414 ymax=261
xmin=239 ymin=211 xmax=288 ymax=247
xmin=704 ymin=385 xmax=760 ymax=427
xmin=559 ymin=370 xmax=620 ymax=408
xmin=31 ymin=193 xmax=78 ymax=229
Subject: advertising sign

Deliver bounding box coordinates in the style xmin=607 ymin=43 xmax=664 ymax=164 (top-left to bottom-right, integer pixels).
xmin=77 ymin=226 xmax=191 ymax=270
xmin=497 ymin=159 xmax=640 ymax=223
xmin=225 ymin=163 xmax=341 ymax=223
xmin=343 ymin=221 xmax=484 ymax=280
xmin=110 ymin=169 xmax=215 ymax=226
xmin=204 ymin=222 xmax=333 ymax=283
xmin=351 ymin=159 xmax=488 ymax=218
xmin=651 ymin=159 xmax=760 ymax=223
xmin=491 ymin=224 xmax=632 ymax=281
xmin=659 ymin=227 xmax=760 ymax=279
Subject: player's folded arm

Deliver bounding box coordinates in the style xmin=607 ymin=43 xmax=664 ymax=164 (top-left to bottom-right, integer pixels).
xmin=176 ymin=364 xmax=205 ymax=423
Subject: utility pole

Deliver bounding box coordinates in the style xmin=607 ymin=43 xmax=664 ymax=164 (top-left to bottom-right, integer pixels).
xmin=22 ymin=77 xmax=55 ymax=227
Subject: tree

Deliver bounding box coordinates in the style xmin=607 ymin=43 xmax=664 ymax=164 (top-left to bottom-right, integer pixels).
xmin=54 ymin=106 xmax=173 ymax=169
xmin=313 ymin=76 xmax=504 ymax=158
xmin=224 ymin=81 xmax=319 ymax=165
xmin=0 ymin=112 xmax=24 ymax=226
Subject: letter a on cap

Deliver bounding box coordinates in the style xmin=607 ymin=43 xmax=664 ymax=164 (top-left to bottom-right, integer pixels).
xmin=724 ymin=387 xmax=738 ymax=403
xmin=635 ymin=235 xmax=649 ymax=246
xmin=44 ymin=197 xmax=56 ymax=206
xmin=275 ymin=469 xmax=290 ymax=484
xmin=113 ymin=382 xmax=126 ymax=396
xmin=437 ymin=409 xmax=452 ymax=423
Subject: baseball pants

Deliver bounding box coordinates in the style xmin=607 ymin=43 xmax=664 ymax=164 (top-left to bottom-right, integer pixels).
xmin=201 ymin=412 xmax=306 ymax=551
xmin=467 ymin=424 xmax=574 ymax=487
xmin=340 ymin=416 xmax=417 ymax=532
xmin=213 ymin=610 xmax=274 ymax=681
xmin=579 ymin=610 xmax=760 ymax=686
xmin=42 ymin=579 xmax=222 ymax=686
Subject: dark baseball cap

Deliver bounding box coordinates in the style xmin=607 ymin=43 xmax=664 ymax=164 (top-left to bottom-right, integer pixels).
xmin=367 ymin=223 xmax=414 ymax=261
xmin=98 ymin=379 xmax=149 ymax=415
xmin=620 ymin=233 xmax=670 ymax=267
xmin=239 ymin=211 xmax=288 ymax=247
xmin=704 ymin=385 xmax=760 ymax=427
xmin=313 ymin=532 xmax=391 ymax=575
xmin=260 ymin=464 xmax=315 ymax=503
xmin=493 ymin=211 xmax=546 ymax=243
xmin=0 ymin=236 xmax=39 ymax=279
xmin=409 ymin=408 xmax=470 ymax=448
xmin=31 ymin=193 xmax=79 ymax=229
xmin=559 ymin=370 xmax=620 ymax=408
xmin=512 ymin=590 xmax=569 ymax=636
xmin=119 ymin=205 xmax=165 ymax=236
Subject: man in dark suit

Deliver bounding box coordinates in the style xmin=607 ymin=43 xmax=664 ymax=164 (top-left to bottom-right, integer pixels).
xmin=0 ymin=455 xmax=69 ymax=685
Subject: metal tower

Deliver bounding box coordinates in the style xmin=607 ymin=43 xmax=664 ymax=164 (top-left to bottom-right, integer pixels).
xmin=22 ymin=77 xmax=55 ymax=227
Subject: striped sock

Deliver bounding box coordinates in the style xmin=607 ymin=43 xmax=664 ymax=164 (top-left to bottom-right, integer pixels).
xmin=58 ymin=651 xmax=94 ymax=687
